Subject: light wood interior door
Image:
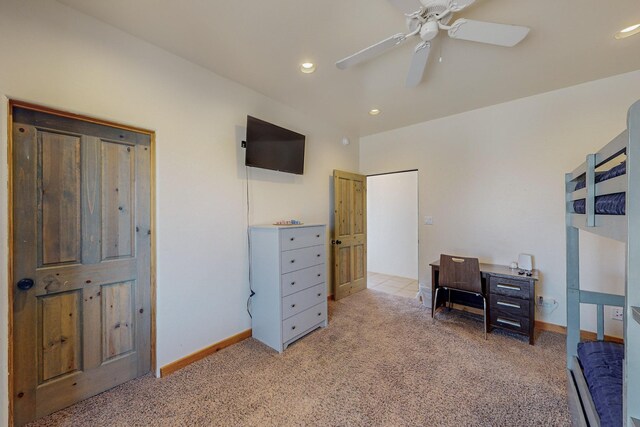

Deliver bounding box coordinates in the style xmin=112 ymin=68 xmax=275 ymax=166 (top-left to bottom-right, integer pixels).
xmin=11 ymin=106 xmax=152 ymax=426
xmin=333 ymin=170 xmax=367 ymax=300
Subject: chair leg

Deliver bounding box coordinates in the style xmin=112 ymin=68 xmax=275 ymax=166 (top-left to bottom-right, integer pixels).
xmin=432 ymin=287 xmax=440 ymax=321
xmin=482 ymin=296 xmax=487 ymax=340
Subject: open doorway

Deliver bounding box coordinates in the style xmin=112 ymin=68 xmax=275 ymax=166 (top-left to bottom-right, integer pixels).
xmin=366 ymin=170 xmax=419 ymax=299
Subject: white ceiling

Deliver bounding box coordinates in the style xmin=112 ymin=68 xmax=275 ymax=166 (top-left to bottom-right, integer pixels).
xmin=57 ymin=0 xmax=640 ymax=136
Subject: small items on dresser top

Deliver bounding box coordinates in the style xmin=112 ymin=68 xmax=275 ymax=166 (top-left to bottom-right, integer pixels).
xmin=274 ymin=219 xmax=303 ymax=225
xmin=510 ymin=253 xmax=535 ymax=276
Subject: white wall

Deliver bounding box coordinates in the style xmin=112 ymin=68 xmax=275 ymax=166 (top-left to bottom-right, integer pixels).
xmin=0 ymin=0 xmax=359 ymax=423
xmin=360 ymin=70 xmax=640 ymax=335
xmin=367 ymin=172 xmax=418 ymax=279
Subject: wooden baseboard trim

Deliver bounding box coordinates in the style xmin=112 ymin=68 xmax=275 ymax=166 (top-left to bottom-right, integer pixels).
xmin=160 ymin=329 xmax=252 ymax=377
xmin=535 ymin=320 xmax=566 ymax=335
xmin=535 ymin=320 xmax=623 ymax=344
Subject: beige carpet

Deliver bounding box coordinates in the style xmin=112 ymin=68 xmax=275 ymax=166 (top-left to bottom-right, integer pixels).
xmin=29 ymin=290 xmax=570 ymax=426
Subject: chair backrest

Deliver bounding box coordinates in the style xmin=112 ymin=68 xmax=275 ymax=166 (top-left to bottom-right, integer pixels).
xmin=439 ymin=254 xmax=482 ymax=294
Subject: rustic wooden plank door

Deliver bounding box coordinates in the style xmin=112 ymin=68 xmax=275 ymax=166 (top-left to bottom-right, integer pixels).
xmin=11 ymin=107 xmax=152 ymax=426
xmin=333 ymin=170 xmax=367 ymax=300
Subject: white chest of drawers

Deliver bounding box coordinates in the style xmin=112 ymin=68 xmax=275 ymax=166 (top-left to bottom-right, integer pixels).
xmin=249 ymin=224 xmax=327 ymax=352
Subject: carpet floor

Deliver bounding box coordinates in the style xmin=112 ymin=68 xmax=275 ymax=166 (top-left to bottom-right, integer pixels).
xmin=29 ymin=290 xmax=570 ymax=426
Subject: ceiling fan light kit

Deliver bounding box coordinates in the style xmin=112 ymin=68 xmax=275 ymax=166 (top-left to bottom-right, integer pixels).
xmin=336 ymin=0 xmax=530 ymax=87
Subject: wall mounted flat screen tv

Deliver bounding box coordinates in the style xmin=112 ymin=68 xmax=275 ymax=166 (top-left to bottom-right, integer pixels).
xmin=245 ymin=116 xmax=305 ymax=175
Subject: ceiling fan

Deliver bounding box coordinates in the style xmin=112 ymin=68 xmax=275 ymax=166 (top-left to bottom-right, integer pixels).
xmin=335 ymin=0 xmax=530 ymax=87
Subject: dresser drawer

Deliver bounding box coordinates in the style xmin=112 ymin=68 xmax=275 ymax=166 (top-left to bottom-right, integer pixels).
xmin=282 ymin=302 xmax=326 ymax=342
xmin=491 ymin=294 xmax=529 ymax=318
xmin=281 ymin=245 xmax=325 ymax=274
xmin=280 ymin=226 xmax=324 ymax=251
xmin=282 ymin=283 xmax=326 ymax=320
xmin=281 ymin=264 xmax=325 ymax=297
xmin=489 ymin=277 xmax=530 ymax=299
xmin=490 ymin=312 xmax=529 ymax=335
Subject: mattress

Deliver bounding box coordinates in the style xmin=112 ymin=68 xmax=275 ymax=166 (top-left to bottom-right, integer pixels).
xmin=573 ymin=193 xmax=626 ymax=215
xmin=573 ymin=161 xmax=626 ymax=215
xmin=577 ymin=341 xmax=624 ymax=427
xmin=574 ymin=161 xmax=626 ymax=190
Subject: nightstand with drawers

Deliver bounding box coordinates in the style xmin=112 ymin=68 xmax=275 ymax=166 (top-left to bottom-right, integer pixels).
xmin=249 ymin=224 xmax=327 ymax=352
xmin=488 ymin=274 xmax=536 ymax=344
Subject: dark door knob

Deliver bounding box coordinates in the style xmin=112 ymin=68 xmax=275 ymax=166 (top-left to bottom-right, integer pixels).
xmin=17 ymin=278 xmax=34 ymax=291
xmin=332 ymin=240 xmax=342 ymax=245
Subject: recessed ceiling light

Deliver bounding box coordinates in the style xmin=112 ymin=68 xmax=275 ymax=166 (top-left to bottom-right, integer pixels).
xmin=615 ymin=23 xmax=640 ymax=39
xmin=300 ymin=62 xmax=316 ymax=73
xmin=369 ymin=109 xmax=381 ymax=116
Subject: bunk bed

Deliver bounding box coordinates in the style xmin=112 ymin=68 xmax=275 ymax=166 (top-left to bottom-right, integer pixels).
xmin=565 ymin=100 xmax=640 ymax=427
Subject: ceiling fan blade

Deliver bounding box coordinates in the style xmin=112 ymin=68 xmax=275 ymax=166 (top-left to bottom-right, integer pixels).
xmin=388 ymin=0 xmax=422 ymax=15
xmin=449 ymin=0 xmax=476 ymax=12
xmin=406 ymin=41 xmax=431 ymax=87
xmin=336 ymin=33 xmax=408 ymax=70
xmin=447 ymin=19 xmax=530 ymax=47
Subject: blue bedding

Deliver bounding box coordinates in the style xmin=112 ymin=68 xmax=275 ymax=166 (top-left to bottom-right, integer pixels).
xmin=573 ymin=193 xmax=626 ymax=215
xmin=577 ymin=341 xmax=624 ymax=427
xmin=574 ymin=161 xmax=626 ymax=190
xmin=573 ymin=161 xmax=626 ymax=214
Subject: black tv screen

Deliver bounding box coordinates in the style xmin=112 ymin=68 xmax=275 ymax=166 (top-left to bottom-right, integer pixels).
xmin=245 ymin=116 xmax=305 ymax=175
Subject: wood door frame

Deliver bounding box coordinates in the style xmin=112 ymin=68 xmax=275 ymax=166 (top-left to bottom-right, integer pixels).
xmin=5 ymin=99 xmax=158 ymax=426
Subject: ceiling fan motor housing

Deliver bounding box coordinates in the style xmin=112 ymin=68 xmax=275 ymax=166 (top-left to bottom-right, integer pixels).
xmin=420 ymin=0 xmax=453 ymax=24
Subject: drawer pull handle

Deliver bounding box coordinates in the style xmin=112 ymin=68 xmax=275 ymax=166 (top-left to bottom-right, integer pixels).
xmin=497 ymin=301 xmax=521 ymax=309
xmin=290 ymin=259 xmax=295 ymax=263
xmin=291 ymin=325 xmax=296 ymax=330
xmin=316 ymin=234 xmax=320 ymax=238
xmin=317 ymin=293 xmax=321 ymax=297
xmin=318 ymin=312 xmax=322 ymax=316
xmin=291 ymin=281 xmax=296 ymax=286
xmin=497 ymin=283 xmax=521 ymax=291
xmin=290 ymin=237 xmax=295 ymax=241
xmin=317 ymin=254 xmax=321 ymax=257
xmin=291 ymin=304 xmax=296 ymax=308
xmin=497 ymin=318 xmax=521 ymax=328
xmin=317 ymin=273 xmax=321 ymax=277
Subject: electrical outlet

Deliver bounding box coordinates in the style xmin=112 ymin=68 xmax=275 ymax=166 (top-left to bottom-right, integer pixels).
xmin=612 ymin=307 xmax=624 ymax=321
xmin=536 ymin=296 xmax=559 ymax=313
xmin=424 ymin=216 xmax=433 ymax=225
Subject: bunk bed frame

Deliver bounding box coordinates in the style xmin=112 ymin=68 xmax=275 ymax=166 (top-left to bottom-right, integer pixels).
xmin=566 ymin=100 xmax=640 ymax=427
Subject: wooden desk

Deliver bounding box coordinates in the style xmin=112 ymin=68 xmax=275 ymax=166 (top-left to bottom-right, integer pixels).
xmin=430 ymin=261 xmax=539 ymax=344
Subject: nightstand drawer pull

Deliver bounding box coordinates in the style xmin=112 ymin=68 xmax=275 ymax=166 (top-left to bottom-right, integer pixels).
xmin=497 ymin=317 xmax=521 ymax=328
xmin=497 ymin=283 xmax=521 ymax=291
xmin=497 ymin=301 xmax=521 ymax=309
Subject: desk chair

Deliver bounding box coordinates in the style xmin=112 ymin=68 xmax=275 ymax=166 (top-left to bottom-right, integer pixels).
xmin=432 ymin=254 xmax=487 ymax=339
